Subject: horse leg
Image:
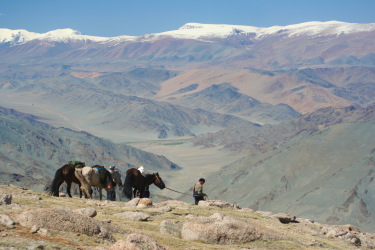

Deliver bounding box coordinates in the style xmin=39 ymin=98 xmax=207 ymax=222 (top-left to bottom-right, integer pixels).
xmin=78 ymin=183 xmax=82 ymax=198
xmin=99 ymin=188 xmax=102 ymax=201
xmin=66 ymin=181 xmax=73 ymax=198
xmin=54 ymin=180 xmax=64 ymax=197
xmin=139 ymin=187 xmax=145 ymax=198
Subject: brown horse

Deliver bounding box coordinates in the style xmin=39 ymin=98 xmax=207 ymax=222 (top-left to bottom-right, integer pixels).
xmin=122 ymin=168 xmax=165 ymax=200
xmin=46 ymin=163 xmax=83 ymax=198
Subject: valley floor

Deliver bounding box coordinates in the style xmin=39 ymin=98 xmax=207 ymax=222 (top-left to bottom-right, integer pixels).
xmin=127 ymin=139 xmax=247 ymax=202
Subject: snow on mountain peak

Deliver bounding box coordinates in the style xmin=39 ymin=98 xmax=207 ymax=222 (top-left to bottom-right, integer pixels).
xmin=44 ymin=28 xmax=82 ymax=38
xmin=1 ymin=21 xmax=375 ymax=45
xmin=157 ymin=21 xmax=375 ymax=41
xmin=0 ymin=28 xmax=108 ymax=45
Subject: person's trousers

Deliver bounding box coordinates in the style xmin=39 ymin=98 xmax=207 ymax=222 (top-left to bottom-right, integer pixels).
xmin=194 ymin=196 xmax=204 ymax=205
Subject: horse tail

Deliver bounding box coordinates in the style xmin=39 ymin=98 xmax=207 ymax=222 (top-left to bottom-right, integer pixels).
xmin=74 ymin=168 xmax=92 ymax=199
xmin=123 ymin=171 xmax=134 ymax=200
xmin=47 ymin=166 xmax=65 ymax=196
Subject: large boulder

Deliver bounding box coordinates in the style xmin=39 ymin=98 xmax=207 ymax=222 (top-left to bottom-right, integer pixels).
xmin=73 ymin=207 xmax=97 ymax=218
xmin=17 ymin=207 xmax=111 ymax=239
xmin=160 ymin=220 xmax=182 ymax=237
xmin=126 ymin=198 xmax=140 ymax=207
xmin=113 ymin=211 xmax=150 ymax=221
xmin=181 ymin=214 xmax=261 ymax=244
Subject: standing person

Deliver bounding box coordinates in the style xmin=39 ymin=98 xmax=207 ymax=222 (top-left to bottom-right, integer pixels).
xmin=193 ymin=178 xmax=206 ymax=205
xmin=107 ymin=165 xmax=117 ymax=201
xmin=135 ymin=166 xmax=150 ymax=198
xmin=138 ymin=166 xmax=145 ymax=175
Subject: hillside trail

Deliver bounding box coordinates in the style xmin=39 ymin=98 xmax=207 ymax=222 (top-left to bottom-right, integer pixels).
xmin=128 ymin=139 xmax=247 ymax=201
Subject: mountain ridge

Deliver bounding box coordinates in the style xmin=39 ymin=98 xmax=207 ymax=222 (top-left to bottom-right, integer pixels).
xmin=2 ymin=21 xmax=375 ymax=45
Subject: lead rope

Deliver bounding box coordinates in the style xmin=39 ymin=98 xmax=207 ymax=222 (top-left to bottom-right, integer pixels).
xmin=164 ymin=187 xmax=194 ymax=197
xmin=164 ymin=186 xmax=209 ymax=200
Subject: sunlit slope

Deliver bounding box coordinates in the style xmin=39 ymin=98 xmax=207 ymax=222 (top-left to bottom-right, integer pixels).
xmin=206 ymin=120 xmax=375 ymax=232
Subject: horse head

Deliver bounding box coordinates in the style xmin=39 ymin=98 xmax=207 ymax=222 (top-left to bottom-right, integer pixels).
xmin=153 ymin=172 xmax=165 ymax=190
xmin=110 ymin=169 xmax=123 ymax=187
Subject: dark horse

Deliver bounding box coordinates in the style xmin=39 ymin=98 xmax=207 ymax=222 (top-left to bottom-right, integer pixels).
xmin=46 ymin=163 xmax=82 ymax=198
xmin=122 ymin=168 xmax=165 ymax=199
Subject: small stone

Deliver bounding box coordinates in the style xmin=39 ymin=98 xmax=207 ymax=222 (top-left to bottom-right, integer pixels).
xmin=37 ymin=228 xmax=50 ymax=236
xmin=0 ymin=194 xmax=12 ymax=205
xmin=137 ymin=198 xmax=153 ymax=208
xmin=0 ymin=214 xmax=16 ymax=226
xmin=30 ymin=225 xmax=39 ymax=233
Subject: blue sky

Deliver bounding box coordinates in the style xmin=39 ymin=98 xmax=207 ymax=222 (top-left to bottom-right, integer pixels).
xmin=1 ymin=0 xmax=375 ymax=37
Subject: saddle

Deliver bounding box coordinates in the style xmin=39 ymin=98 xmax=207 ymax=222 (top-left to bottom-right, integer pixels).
xmin=93 ymin=165 xmax=108 ymax=186
xmin=69 ymin=161 xmax=85 ymax=168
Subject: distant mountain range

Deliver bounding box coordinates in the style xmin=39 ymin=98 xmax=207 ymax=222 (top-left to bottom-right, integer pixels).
xmin=0 ymin=21 xmax=375 ymax=231
xmin=2 ymin=21 xmax=375 ymax=44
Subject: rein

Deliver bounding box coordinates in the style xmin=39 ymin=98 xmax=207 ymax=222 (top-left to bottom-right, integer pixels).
xmin=165 ymin=187 xmax=194 ymax=197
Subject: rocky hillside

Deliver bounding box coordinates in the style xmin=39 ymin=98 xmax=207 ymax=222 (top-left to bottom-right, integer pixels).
xmin=1 ymin=184 xmax=375 ymax=249
xmin=191 ymin=105 xmax=375 ymax=153
xmin=0 ymin=106 xmax=180 ymax=190
xmin=200 ymin=108 xmax=375 ymax=233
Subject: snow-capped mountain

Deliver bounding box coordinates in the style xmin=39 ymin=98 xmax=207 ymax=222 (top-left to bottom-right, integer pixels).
xmin=158 ymin=21 xmax=375 ymax=40
xmin=1 ymin=21 xmax=375 ymax=45
xmin=0 ymin=20 xmax=374 ymax=71
xmin=0 ymin=28 xmax=109 ymax=45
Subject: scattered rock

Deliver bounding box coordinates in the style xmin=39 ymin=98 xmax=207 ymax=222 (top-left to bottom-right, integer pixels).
xmin=112 ymin=233 xmax=165 ymax=250
xmin=0 ymin=194 xmax=12 ymax=205
xmin=137 ymin=198 xmax=153 ymax=208
xmin=0 ymin=214 xmax=16 ymax=226
xmin=113 ymin=211 xmax=150 ymax=221
xmin=156 ymin=205 xmax=172 ymax=212
xmin=240 ymin=208 xmax=255 ymax=213
xmin=73 ymin=207 xmax=97 ymax=218
xmin=28 ymin=244 xmax=46 ymax=249
xmin=271 ymin=213 xmax=296 ymax=224
xmin=209 ymin=213 xmax=227 ymax=221
xmin=17 ymin=207 xmax=111 ymax=238
xmin=126 ymin=198 xmax=140 ymax=207
xmin=198 ymin=200 xmax=241 ymax=209
xmin=326 ymin=229 xmax=338 ymax=238
xmin=30 ymin=225 xmax=39 ymax=233
xmin=181 ymin=217 xmax=261 ymax=244
xmin=160 ymin=220 xmax=181 ymax=237
xmin=37 ymin=228 xmax=50 ymax=236
xmin=338 ymin=224 xmax=361 ymax=233
xmin=154 ymin=200 xmax=190 ymax=208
